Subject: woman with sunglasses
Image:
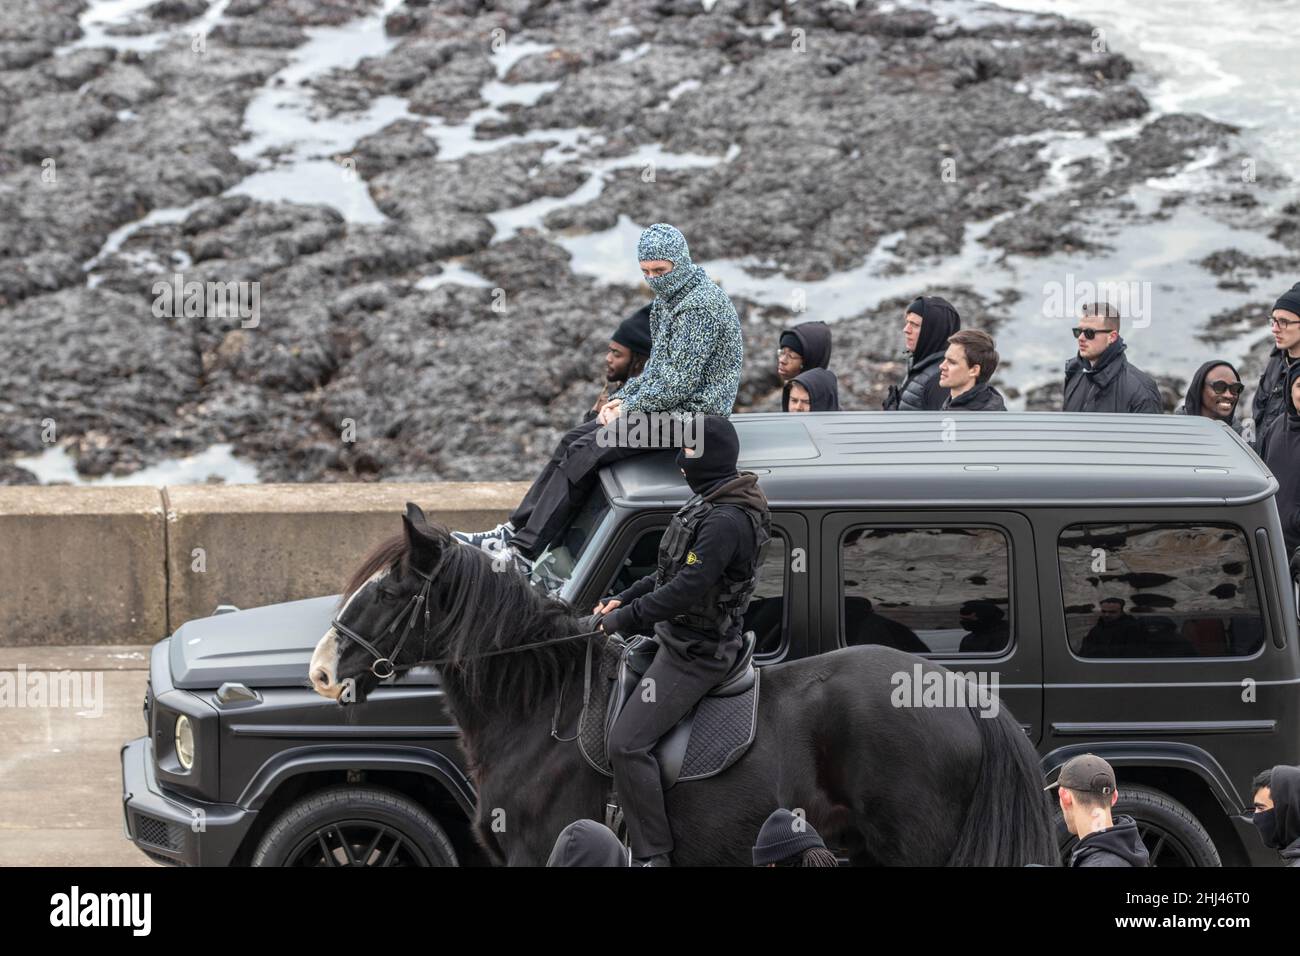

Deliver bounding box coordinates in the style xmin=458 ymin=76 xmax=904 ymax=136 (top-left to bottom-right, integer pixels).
xmin=1174 ymin=360 xmax=1245 ymax=434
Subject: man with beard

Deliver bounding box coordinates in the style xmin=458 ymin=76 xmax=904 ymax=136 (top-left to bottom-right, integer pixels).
xmin=594 ymin=416 xmax=770 ymax=867
xmin=883 ymin=295 xmax=961 ymax=411
xmin=1251 ymin=281 xmax=1300 ymax=444
xmin=1062 ymin=302 xmax=1162 ymax=413
xmin=1250 ymin=765 xmax=1300 ymax=867
xmin=585 ymin=305 xmax=652 ymax=424
xmin=1175 ymin=360 xmax=1244 ymax=435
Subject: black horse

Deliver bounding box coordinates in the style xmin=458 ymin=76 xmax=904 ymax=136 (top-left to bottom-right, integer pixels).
xmin=310 ymin=503 xmax=1057 ymax=866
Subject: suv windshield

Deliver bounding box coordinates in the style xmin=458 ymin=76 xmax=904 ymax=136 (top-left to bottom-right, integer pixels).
xmin=537 ymin=490 xmax=613 ymax=600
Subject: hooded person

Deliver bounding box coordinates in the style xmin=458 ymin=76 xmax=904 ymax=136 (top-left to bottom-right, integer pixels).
xmin=1251 ymin=765 xmax=1300 ymax=866
xmin=782 ymin=367 xmax=841 ymax=412
xmin=1258 ymin=360 xmax=1300 ymax=555
xmin=1062 ymin=303 xmax=1163 ymax=414
xmin=545 ymin=819 xmax=630 ymax=867
xmin=883 ymin=296 xmax=961 ymax=411
xmin=1174 ymin=360 xmax=1244 ymax=434
xmin=777 ymin=321 xmax=833 ymax=384
xmin=594 ymin=415 xmax=771 ymax=866
xmin=584 ymin=305 xmax=653 ymax=424
xmin=1252 ymin=281 xmax=1300 ymax=444
xmin=452 ymin=224 xmax=741 ymax=578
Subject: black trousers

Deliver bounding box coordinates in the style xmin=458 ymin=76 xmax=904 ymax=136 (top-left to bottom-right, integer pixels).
xmin=510 ymin=419 xmax=656 ymax=559
xmin=607 ymin=626 xmax=742 ymax=858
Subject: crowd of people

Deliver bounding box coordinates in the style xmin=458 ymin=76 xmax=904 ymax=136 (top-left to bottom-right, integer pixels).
xmin=450 ymin=222 xmax=1300 ymax=866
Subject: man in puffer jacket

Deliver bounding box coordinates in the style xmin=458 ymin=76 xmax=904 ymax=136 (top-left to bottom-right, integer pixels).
xmin=883 ymin=296 xmax=961 ymax=411
xmin=1062 ymin=302 xmax=1162 ymax=414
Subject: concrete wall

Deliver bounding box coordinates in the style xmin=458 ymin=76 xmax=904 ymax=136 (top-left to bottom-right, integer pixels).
xmin=0 ymin=483 xmax=528 ymax=646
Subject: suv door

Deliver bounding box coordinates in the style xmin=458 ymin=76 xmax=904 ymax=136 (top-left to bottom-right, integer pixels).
xmin=575 ymin=510 xmax=810 ymax=663
xmin=819 ymin=510 xmax=1043 ymax=743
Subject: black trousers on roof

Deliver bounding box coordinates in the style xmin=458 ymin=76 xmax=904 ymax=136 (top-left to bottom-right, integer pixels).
xmin=509 ymin=419 xmax=655 ymax=560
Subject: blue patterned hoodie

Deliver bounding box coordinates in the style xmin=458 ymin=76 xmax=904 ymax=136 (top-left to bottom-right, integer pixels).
xmin=613 ymin=223 xmax=743 ymax=418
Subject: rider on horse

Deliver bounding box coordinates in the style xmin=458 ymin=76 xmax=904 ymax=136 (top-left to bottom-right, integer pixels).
xmin=594 ymin=414 xmax=770 ymax=866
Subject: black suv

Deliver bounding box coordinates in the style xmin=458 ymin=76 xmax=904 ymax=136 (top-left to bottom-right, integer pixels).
xmin=121 ymin=412 xmax=1300 ymax=866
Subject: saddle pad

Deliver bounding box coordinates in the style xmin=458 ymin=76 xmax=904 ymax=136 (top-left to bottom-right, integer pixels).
xmin=577 ymin=637 xmax=759 ymax=786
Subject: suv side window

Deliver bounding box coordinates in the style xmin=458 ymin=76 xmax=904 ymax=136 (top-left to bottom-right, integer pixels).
xmin=839 ymin=526 xmax=1012 ymax=655
xmin=1058 ymin=523 xmax=1266 ymax=659
xmin=606 ymin=525 xmax=789 ymax=658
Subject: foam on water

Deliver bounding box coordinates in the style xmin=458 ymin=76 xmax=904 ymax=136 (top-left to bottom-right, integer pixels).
xmin=14 ymin=443 xmax=259 ymax=486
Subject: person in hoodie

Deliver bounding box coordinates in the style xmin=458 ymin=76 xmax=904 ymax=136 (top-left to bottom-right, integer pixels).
xmin=545 ymin=819 xmax=630 ymax=867
xmin=1250 ymin=765 xmax=1300 ymax=867
xmin=1251 ymin=282 xmax=1300 ymax=444
xmin=452 ymin=224 xmax=743 ymax=576
xmin=782 ymin=367 xmax=841 ymax=412
xmin=585 ymin=305 xmax=653 ymax=424
xmin=939 ymin=329 xmax=1006 ymax=411
xmin=777 ymin=321 xmax=833 ymax=385
xmin=1047 ymin=754 xmax=1150 ymax=867
xmin=883 ymin=295 xmax=961 ymax=411
xmin=1258 ymin=362 xmax=1300 ymax=555
xmin=1062 ymin=302 xmax=1162 ymax=414
xmin=1174 ymin=360 xmax=1244 ymax=434
xmin=593 ymin=415 xmax=770 ymax=867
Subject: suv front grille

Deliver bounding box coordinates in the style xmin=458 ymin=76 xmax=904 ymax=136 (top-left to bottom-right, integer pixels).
xmin=133 ymin=813 xmax=186 ymax=851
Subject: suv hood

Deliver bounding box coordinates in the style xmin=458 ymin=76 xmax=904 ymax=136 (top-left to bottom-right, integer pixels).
xmin=169 ymin=595 xmax=338 ymax=689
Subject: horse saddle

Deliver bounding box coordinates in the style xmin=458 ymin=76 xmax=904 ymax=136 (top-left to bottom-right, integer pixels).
xmin=577 ymin=631 xmax=760 ymax=789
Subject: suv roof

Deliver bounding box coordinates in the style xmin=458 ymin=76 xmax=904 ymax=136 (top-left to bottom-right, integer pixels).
xmin=605 ymin=412 xmax=1276 ymax=509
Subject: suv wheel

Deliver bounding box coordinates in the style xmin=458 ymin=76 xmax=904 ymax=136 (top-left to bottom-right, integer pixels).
xmin=252 ymin=786 xmax=458 ymax=867
xmin=1056 ymin=784 xmax=1221 ymax=867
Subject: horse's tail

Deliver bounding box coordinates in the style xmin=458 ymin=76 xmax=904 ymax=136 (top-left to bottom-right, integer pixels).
xmin=947 ymin=703 xmax=1058 ymax=867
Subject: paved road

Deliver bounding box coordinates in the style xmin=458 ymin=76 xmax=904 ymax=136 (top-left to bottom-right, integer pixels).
xmin=0 ymin=646 xmax=157 ymax=866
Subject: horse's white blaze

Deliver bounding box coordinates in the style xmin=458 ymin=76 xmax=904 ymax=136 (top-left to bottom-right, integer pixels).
xmin=310 ymin=567 xmax=387 ymax=699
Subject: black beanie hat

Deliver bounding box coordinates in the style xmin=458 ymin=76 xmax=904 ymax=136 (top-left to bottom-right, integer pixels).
xmin=612 ymin=305 xmax=653 ymax=357
xmin=676 ymin=415 xmax=740 ymax=494
xmin=779 ymin=331 xmax=802 ymax=353
xmin=1274 ymin=282 xmax=1300 ymax=319
xmin=752 ymin=809 xmax=827 ymax=866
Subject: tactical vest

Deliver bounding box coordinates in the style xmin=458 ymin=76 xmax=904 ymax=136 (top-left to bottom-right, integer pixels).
xmin=654 ymin=493 xmax=771 ymax=638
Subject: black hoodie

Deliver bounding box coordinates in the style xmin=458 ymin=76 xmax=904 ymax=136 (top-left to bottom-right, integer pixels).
xmin=1069 ymin=814 xmax=1151 ymax=867
xmin=545 ymin=820 xmax=629 ymax=867
xmin=1174 ymin=360 xmax=1243 ymax=435
xmin=780 ymin=321 xmax=833 ymax=371
xmin=942 ymin=381 xmax=1006 ymax=412
xmin=1256 ymin=764 xmax=1300 ymax=866
xmin=883 ymin=296 xmax=961 ymax=411
xmin=1258 ymin=362 xmax=1300 ymax=554
xmin=783 ymin=367 xmax=841 ymax=411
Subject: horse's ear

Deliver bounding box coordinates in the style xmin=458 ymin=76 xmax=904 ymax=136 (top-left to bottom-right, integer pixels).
xmin=401 ymin=502 xmax=439 ymax=554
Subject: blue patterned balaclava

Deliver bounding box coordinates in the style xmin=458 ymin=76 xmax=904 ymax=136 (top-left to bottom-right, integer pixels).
xmin=637 ymin=222 xmax=700 ymax=299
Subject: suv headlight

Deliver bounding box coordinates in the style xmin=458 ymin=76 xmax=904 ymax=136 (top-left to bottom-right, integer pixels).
xmin=175 ymin=715 xmax=195 ymax=770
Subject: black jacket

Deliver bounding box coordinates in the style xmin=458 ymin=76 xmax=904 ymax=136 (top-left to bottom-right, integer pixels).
xmin=942 ymin=382 xmax=1006 ymax=411
xmin=1063 ymin=339 xmax=1162 ymax=414
xmin=780 ymin=321 xmax=832 ymax=371
xmin=782 ymin=367 xmax=841 ymax=411
xmin=883 ymin=297 xmax=960 ymax=411
xmin=1069 ymin=815 xmax=1151 ymax=867
xmin=1252 ymin=348 xmax=1297 ymax=443
xmin=604 ymin=474 xmax=768 ymax=648
xmin=1258 ymin=363 xmax=1300 ymax=556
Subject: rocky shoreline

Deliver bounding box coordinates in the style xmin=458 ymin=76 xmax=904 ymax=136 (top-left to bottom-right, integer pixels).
xmin=2 ymin=0 xmax=1297 ymax=485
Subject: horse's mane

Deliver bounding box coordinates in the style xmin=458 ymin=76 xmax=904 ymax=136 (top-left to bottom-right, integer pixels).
xmin=343 ymin=527 xmax=586 ymax=715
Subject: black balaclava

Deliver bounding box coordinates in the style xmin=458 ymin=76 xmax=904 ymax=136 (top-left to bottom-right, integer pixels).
xmin=545 ymin=819 xmax=629 ymax=867
xmin=676 ymin=414 xmax=740 ymax=495
xmin=783 ymin=367 xmax=841 ymax=411
xmin=1181 ymin=360 xmax=1240 ymax=421
xmin=1254 ymin=765 xmax=1300 ymax=851
xmin=908 ymin=296 xmax=961 ymax=362
xmin=612 ymin=304 xmax=653 ymax=357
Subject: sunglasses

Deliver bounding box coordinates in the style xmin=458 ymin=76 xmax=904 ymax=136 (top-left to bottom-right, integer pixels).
xmin=1072 ymin=327 xmax=1115 ymax=340
xmin=1206 ymin=381 xmax=1244 ymax=396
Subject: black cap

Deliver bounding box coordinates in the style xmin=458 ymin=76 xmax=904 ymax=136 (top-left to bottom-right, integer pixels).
xmin=1044 ymin=753 xmax=1117 ymax=795
xmin=612 ymin=305 xmax=653 ymax=357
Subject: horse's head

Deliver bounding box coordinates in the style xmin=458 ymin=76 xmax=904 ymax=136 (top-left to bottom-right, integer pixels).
xmin=310 ymin=502 xmax=448 ymax=704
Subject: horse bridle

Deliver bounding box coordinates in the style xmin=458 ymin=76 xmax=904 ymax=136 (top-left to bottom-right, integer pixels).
xmin=330 ymin=554 xmax=605 ymax=680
